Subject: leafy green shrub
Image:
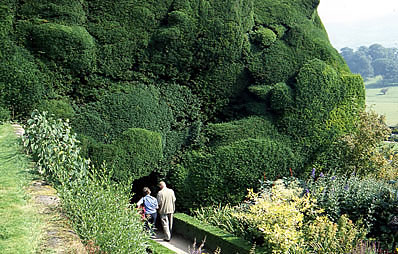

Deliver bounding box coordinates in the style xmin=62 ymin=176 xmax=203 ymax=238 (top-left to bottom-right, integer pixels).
xmin=23 ymin=111 xmax=150 ymax=253
xmin=23 ymin=111 xmax=89 ymax=183
xmin=307 ymin=173 xmax=398 ymax=249
xmin=250 ymin=27 xmax=277 ymax=47
xmin=113 ymin=128 xmax=163 ymax=181
xmin=35 ymin=99 xmax=75 ymax=120
xmin=0 ymin=45 xmax=46 ymax=117
xmin=313 ymin=110 xmax=391 ymax=176
xmin=29 ymin=23 xmax=96 ymax=73
xmin=172 ymin=138 xmax=298 ymax=210
xmin=0 ymin=106 xmax=10 ymax=123
xmin=59 ymin=167 xmax=149 ymax=253
xmin=19 ymin=0 xmax=87 ymax=25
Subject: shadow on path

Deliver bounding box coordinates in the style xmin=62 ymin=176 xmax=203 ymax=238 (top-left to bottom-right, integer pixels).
xmin=152 ymin=229 xmax=211 ymax=254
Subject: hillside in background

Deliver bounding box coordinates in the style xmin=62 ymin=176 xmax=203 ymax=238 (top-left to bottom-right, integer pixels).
xmin=0 ymin=0 xmax=365 ymax=208
xmin=324 ymin=14 xmax=398 ymax=50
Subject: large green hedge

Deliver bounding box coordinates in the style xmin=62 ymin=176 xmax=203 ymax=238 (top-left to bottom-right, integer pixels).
xmin=113 ymin=128 xmax=163 ymax=181
xmin=171 ymin=137 xmax=299 ymax=210
xmin=1 ymin=0 xmax=366 ymax=208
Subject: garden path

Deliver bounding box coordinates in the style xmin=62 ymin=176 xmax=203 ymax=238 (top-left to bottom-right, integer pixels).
xmin=153 ymin=229 xmax=210 ymax=254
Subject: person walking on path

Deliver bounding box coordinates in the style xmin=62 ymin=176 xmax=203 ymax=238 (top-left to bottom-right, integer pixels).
xmin=157 ymin=181 xmax=176 ymax=242
xmin=137 ymin=187 xmax=158 ymax=235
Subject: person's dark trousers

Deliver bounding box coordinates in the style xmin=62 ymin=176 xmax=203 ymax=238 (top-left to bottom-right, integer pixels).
xmin=149 ymin=212 xmax=157 ymax=226
xmin=145 ymin=213 xmax=157 ymax=236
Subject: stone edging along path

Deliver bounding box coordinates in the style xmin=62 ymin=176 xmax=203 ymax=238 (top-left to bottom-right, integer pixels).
xmin=12 ymin=124 xmax=87 ymax=254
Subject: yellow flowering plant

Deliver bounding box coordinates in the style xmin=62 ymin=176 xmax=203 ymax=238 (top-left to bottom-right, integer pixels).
xmin=232 ymin=179 xmax=366 ymax=253
xmin=233 ymin=180 xmax=317 ymax=253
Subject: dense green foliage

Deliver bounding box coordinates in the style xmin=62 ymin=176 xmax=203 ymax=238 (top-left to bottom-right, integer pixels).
xmin=307 ymin=174 xmax=398 ymax=250
xmin=341 ymin=44 xmax=398 ymax=84
xmin=313 ymin=110 xmax=392 ymax=176
xmin=0 ymin=105 xmax=10 ymax=123
xmin=1 ymin=0 xmax=368 ymax=207
xmin=23 ymin=111 xmax=150 ymax=253
xmin=34 ymin=98 xmax=75 ymax=120
xmin=112 ymin=128 xmax=163 ymax=181
xmin=172 ymin=137 xmax=298 ymax=209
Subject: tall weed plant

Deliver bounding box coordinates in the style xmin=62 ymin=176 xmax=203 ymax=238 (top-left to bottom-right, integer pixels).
xmin=23 ymin=110 xmax=149 ymax=253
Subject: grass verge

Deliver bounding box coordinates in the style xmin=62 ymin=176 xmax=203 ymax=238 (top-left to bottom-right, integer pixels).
xmin=0 ymin=123 xmax=42 ymax=253
xmin=366 ymin=86 xmax=398 ymax=126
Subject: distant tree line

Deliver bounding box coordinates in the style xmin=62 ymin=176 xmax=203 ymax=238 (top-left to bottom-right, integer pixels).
xmin=340 ymin=44 xmax=398 ymax=83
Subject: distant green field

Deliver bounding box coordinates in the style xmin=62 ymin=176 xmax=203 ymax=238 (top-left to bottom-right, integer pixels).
xmin=364 ymin=75 xmax=383 ymax=87
xmin=366 ymin=86 xmax=398 ymax=126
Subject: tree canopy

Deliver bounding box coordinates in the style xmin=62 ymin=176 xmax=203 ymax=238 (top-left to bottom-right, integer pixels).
xmin=341 ymin=44 xmax=398 ymax=83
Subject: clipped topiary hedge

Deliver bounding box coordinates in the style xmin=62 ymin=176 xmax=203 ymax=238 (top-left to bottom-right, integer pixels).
xmin=113 ymin=128 xmax=163 ymax=181
xmin=29 ymin=23 xmax=96 ymax=73
xmin=18 ymin=0 xmax=87 ymax=25
xmin=171 ymin=137 xmax=299 ymax=210
xmin=203 ymin=116 xmax=286 ymax=148
xmin=1 ymin=0 xmax=368 ymax=210
xmin=173 ymin=213 xmax=261 ymax=254
xmin=0 ymin=45 xmax=46 ymax=117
